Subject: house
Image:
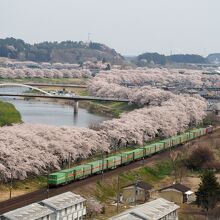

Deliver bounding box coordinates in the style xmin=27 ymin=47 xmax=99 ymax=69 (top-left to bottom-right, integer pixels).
xmin=40 ymin=192 xmax=86 ymax=220
xmin=159 ymin=183 xmax=195 ymax=204
xmin=108 ymin=198 xmax=180 ymax=220
xmin=0 ymin=192 xmax=86 ymax=220
xmin=122 ymin=181 xmax=153 ymax=204
xmin=0 ymin=203 xmax=55 ymax=220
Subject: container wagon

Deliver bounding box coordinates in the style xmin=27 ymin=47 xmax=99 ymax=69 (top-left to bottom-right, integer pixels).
xmin=49 ymin=126 xmax=213 ymax=187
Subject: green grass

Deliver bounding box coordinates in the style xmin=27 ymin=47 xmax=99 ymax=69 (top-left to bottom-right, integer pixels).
xmin=0 ymin=77 xmax=88 ymax=85
xmin=94 ymin=160 xmax=173 ymax=203
xmin=81 ymin=101 xmax=138 ymax=118
xmin=120 ymin=160 xmax=173 ymax=184
xmin=12 ymin=176 xmax=47 ymax=190
xmin=0 ymin=101 xmax=22 ymax=126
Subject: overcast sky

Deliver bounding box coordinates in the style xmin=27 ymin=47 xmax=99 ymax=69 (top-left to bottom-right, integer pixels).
xmin=0 ymin=0 xmax=219 ymax=56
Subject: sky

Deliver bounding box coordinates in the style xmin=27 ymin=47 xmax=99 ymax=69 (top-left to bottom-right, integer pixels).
xmin=0 ymin=0 xmax=219 ymax=56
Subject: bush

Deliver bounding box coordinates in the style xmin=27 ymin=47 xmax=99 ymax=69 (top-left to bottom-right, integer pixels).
xmin=186 ymin=147 xmax=214 ymax=170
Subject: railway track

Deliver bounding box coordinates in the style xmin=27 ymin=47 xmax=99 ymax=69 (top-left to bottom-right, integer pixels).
xmin=0 ymin=149 xmax=172 ymax=214
xmin=0 ymin=129 xmax=218 ymax=214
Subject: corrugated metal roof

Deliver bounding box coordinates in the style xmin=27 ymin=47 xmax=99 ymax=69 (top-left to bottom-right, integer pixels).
xmin=2 ymin=203 xmax=54 ymax=220
xmin=41 ymin=191 xmax=85 ymax=211
xmin=108 ymin=198 xmax=180 ymax=220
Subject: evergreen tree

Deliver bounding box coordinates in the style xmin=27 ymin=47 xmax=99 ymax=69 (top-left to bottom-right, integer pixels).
xmin=196 ymin=171 xmax=220 ymax=212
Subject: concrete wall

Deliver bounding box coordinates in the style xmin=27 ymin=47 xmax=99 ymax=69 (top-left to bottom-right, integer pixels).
xmin=159 ymin=190 xmax=183 ymax=204
xmin=122 ymin=187 xmax=151 ymax=204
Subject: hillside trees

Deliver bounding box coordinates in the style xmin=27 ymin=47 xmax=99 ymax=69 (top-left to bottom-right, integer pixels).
xmin=0 ymin=67 xmax=92 ymax=79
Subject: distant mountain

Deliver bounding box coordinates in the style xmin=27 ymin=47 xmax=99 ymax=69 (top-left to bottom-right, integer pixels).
xmin=0 ymin=38 xmax=124 ymax=64
xmin=207 ymin=53 xmax=220 ymax=64
xmin=168 ymin=54 xmax=207 ymax=64
xmin=134 ymin=52 xmax=208 ymax=66
xmin=137 ymin=52 xmax=167 ymax=66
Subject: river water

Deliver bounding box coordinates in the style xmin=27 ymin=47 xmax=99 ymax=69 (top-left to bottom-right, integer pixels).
xmin=0 ymin=87 xmax=110 ymax=127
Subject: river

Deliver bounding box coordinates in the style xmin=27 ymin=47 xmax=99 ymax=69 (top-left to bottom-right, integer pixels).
xmin=0 ymin=85 xmax=110 ymax=127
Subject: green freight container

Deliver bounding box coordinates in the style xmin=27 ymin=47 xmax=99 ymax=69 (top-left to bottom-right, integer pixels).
xmin=61 ymin=168 xmax=75 ymax=182
xmin=119 ymin=153 xmax=128 ymax=164
xmin=87 ymin=160 xmax=106 ymax=174
xmin=160 ymin=138 xmax=172 ymax=149
xmin=171 ymin=136 xmax=181 ymax=146
xmin=144 ymin=145 xmax=154 ymax=156
xmin=188 ymin=132 xmax=195 ymax=140
xmin=145 ymin=144 xmax=157 ymax=154
xmin=129 ymin=149 xmax=144 ymax=160
xmin=155 ymin=142 xmax=165 ymax=151
xmin=48 ymin=172 xmax=66 ymax=186
xmin=105 ymin=155 xmax=121 ymax=169
xmin=190 ymin=129 xmax=201 ymax=138
xmin=72 ymin=164 xmax=92 ymax=180
xmin=200 ymin=128 xmax=206 ymax=136
xmin=122 ymin=151 xmax=134 ymax=162
xmin=180 ymin=133 xmax=190 ymax=143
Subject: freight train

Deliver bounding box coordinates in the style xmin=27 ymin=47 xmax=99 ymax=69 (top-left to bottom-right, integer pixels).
xmin=48 ymin=126 xmax=213 ymax=186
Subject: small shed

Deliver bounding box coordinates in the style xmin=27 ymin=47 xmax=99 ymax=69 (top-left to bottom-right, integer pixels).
xmin=159 ymin=183 xmax=195 ymax=204
xmin=122 ymin=181 xmax=153 ymax=204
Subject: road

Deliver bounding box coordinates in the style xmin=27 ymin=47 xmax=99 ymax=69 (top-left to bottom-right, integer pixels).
xmin=0 ymin=93 xmax=130 ymax=102
xmin=25 ymin=83 xmax=87 ymax=89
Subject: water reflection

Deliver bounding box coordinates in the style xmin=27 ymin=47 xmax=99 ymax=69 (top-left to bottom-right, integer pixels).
xmin=0 ymin=97 xmax=110 ymax=127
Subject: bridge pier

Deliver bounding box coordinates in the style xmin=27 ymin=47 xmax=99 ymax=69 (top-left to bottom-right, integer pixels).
xmin=73 ymin=101 xmax=79 ymax=116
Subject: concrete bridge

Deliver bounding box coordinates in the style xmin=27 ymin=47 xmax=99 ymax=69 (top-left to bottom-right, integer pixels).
xmin=0 ymin=83 xmax=129 ymax=115
xmin=24 ymin=83 xmax=87 ymax=89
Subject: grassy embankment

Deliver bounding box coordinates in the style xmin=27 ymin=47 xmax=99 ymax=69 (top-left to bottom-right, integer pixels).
xmin=0 ymin=77 xmax=88 ymax=85
xmin=78 ymin=89 xmax=137 ymax=117
xmin=0 ymin=101 xmax=22 ymax=126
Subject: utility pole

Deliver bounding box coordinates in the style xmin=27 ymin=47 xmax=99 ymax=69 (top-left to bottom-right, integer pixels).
xmin=134 ymin=175 xmax=138 ymax=206
xmin=87 ymin=33 xmax=91 ymax=44
xmin=101 ymin=152 xmax=104 ymax=181
xmin=68 ymin=153 xmax=71 ymax=169
xmin=117 ymin=174 xmax=120 ymax=213
xmin=142 ymin=146 xmax=145 ymax=166
xmin=9 ymin=171 xmax=12 ymax=199
xmin=47 ymin=171 xmax=49 ymax=198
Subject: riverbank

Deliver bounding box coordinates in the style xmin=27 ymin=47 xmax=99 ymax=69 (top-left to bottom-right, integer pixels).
xmin=0 ymin=77 xmax=89 ymax=85
xmin=0 ymin=101 xmax=22 ymax=126
xmin=79 ymin=101 xmax=137 ymax=118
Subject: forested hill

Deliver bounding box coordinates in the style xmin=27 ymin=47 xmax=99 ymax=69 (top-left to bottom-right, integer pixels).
xmin=135 ymin=52 xmax=208 ymax=66
xmin=0 ymin=38 xmax=124 ymax=64
xmin=207 ymin=53 xmax=220 ymax=64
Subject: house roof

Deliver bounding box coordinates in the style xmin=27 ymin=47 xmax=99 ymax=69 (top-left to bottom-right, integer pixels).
xmin=108 ymin=198 xmax=180 ymax=220
xmin=160 ymin=183 xmax=191 ymax=193
xmin=123 ymin=181 xmax=153 ymax=191
xmin=1 ymin=203 xmax=54 ymax=220
xmin=41 ymin=191 xmax=85 ymax=211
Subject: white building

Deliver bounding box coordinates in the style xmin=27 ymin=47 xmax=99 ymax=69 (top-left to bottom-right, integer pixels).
xmin=108 ymin=198 xmax=180 ymax=220
xmin=40 ymin=192 xmax=86 ymax=220
xmin=1 ymin=203 xmax=54 ymax=220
